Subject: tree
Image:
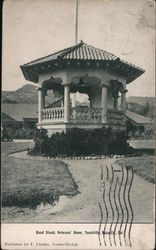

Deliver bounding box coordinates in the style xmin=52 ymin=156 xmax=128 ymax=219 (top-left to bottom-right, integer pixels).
xmin=141 ymin=101 xmax=150 ymax=116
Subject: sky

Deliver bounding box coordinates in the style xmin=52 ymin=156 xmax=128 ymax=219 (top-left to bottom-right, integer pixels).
xmin=2 ymin=0 xmax=155 ymax=97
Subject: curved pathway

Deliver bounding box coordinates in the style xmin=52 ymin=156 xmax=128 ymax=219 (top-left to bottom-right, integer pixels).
xmin=2 ymin=147 xmax=154 ymax=224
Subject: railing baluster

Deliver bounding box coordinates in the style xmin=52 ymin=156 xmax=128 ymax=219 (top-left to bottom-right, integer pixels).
xmin=41 ymin=107 xmax=64 ymax=122
xmin=107 ymin=109 xmax=124 ymax=125
xmin=41 ymin=107 xmax=124 ymax=125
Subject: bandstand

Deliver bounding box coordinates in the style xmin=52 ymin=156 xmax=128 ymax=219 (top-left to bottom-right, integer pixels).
xmin=21 ymin=41 xmax=144 ymax=135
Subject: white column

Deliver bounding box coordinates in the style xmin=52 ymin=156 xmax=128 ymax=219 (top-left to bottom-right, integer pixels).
xmin=42 ymin=92 xmax=45 ymax=109
xmin=71 ymin=93 xmax=76 ymax=120
xmin=121 ymin=89 xmax=127 ymax=112
xmin=101 ymin=82 xmax=109 ymax=124
xmin=37 ymin=87 xmax=44 ymax=126
xmin=38 ymin=87 xmax=42 ymax=125
xmin=72 ymin=93 xmax=76 ymax=108
xmin=64 ymin=84 xmax=70 ymax=123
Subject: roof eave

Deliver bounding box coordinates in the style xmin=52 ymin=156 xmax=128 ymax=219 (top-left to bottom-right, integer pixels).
xmin=126 ymin=69 xmax=145 ymax=84
xmin=20 ymin=46 xmax=145 ymax=84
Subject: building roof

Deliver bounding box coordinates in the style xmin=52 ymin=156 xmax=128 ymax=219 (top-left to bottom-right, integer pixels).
xmin=21 ymin=41 xmax=144 ymax=84
xmin=1 ymin=112 xmax=16 ymax=122
xmin=126 ymin=110 xmax=152 ymax=124
xmin=2 ymin=104 xmax=38 ymax=122
xmin=22 ymin=41 xmax=119 ymax=66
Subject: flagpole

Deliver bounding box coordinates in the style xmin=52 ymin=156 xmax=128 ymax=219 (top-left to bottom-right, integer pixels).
xmin=73 ymin=0 xmax=79 ymax=107
xmin=75 ymin=0 xmax=78 ymax=44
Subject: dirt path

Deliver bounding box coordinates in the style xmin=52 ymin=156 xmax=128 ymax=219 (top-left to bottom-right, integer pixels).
xmin=3 ymin=153 xmax=153 ymax=223
xmin=48 ymin=159 xmax=154 ymax=223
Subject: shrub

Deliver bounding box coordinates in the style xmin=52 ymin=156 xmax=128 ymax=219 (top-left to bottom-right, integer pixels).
xmin=107 ymin=129 xmax=132 ymax=154
xmin=1 ymin=126 xmax=13 ymax=141
xmin=32 ymin=129 xmax=50 ymax=155
xmin=2 ymin=126 xmax=37 ymax=140
xmin=14 ymin=128 xmax=37 ymax=139
xmin=30 ymin=127 xmax=133 ymax=157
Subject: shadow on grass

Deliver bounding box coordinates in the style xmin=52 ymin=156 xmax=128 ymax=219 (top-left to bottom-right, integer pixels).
xmin=2 ymin=192 xmax=59 ymax=209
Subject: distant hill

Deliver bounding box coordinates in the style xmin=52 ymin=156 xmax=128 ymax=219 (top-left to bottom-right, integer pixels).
xmin=127 ymin=96 xmax=155 ymax=119
xmin=2 ymin=85 xmax=155 ymax=119
xmin=127 ymin=96 xmax=155 ymax=107
xmin=2 ymin=84 xmax=54 ymax=104
xmin=2 ymin=84 xmax=38 ymax=104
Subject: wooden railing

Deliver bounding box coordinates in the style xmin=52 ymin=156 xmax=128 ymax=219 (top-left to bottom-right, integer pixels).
xmin=41 ymin=107 xmax=125 ymax=125
xmin=107 ymin=109 xmax=124 ymax=125
xmin=70 ymin=107 xmax=102 ymax=123
xmin=41 ymin=107 xmax=64 ymax=121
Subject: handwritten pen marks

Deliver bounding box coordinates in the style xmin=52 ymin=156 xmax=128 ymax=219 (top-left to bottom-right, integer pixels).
xmin=98 ymin=164 xmax=134 ymax=247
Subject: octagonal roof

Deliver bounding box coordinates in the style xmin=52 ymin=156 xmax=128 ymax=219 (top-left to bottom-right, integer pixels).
xmin=21 ymin=40 xmax=144 ymax=84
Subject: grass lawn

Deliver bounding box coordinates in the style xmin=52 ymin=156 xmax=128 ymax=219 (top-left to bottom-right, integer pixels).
xmin=2 ymin=142 xmax=78 ymax=209
xmin=117 ymin=155 xmax=155 ymax=184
